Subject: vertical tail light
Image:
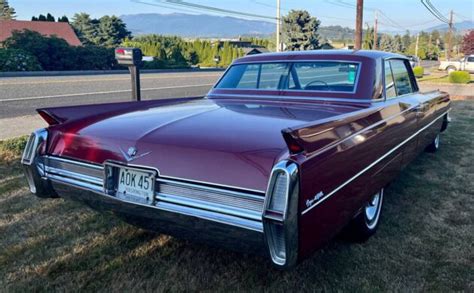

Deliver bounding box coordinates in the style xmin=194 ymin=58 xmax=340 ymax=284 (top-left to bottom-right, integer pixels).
xmin=263 ymin=161 xmax=299 ymax=268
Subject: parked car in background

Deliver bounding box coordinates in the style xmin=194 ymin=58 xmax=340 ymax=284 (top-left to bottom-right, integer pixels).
xmin=22 ymin=50 xmax=450 ymax=269
xmin=439 ymin=55 xmax=474 ymax=74
xmin=406 ymin=55 xmax=419 ymax=67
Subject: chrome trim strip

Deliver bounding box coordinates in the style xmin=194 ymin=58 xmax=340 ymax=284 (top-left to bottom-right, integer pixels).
xmin=45 ymin=165 xmax=103 ymax=187
xmin=157 ymin=177 xmax=264 ymax=200
xmin=50 ymin=177 xmax=263 ymax=232
xmin=41 ymin=156 xmax=265 ymax=231
xmin=43 ymin=156 xmax=265 ymax=194
xmin=207 ymin=93 xmax=373 ymax=103
xmin=302 ymin=111 xmax=449 ymax=215
xmin=158 ymin=173 xmax=266 ymax=194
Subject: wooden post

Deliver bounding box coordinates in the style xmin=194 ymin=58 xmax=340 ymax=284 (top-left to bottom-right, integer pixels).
xmin=373 ymin=10 xmax=378 ymax=50
xmin=446 ymin=10 xmax=454 ymax=60
xmin=276 ymin=0 xmax=281 ymax=52
xmin=354 ymin=0 xmax=364 ymax=50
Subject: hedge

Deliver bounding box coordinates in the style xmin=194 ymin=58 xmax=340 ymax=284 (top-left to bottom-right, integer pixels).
xmin=449 ymin=71 xmax=471 ymax=84
xmin=0 ymin=48 xmax=42 ymax=72
xmin=413 ymin=66 xmax=424 ymax=78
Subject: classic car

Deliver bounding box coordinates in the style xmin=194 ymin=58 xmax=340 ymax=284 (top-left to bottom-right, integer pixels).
xmin=22 ymin=50 xmax=450 ymax=268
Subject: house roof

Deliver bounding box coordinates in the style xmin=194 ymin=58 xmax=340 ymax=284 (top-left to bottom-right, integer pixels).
xmin=242 ymin=47 xmax=270 ymax=55
xmin=0 ymin=20 xmax=81 ymax=46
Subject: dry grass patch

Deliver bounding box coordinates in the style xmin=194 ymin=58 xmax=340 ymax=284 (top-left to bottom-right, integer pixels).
xmin=0 ymin=101 xmax=473 ymax=291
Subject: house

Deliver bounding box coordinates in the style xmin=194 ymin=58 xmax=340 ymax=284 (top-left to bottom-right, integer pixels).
xmin=242 ymin=47 xmax=270 ymax=55
xmin=0 ymin=20 xmax=81 ymax=46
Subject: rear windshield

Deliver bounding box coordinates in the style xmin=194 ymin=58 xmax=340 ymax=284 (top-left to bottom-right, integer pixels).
xmin=215 ymin=61 xmax=359 ymax=93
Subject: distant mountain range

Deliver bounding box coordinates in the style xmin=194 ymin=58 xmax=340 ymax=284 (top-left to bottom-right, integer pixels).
xmin=380 ymin=21 xmax=473 ymax=35
xmin=424 ymin=20 xmax=473 ymax=33
xmin=121 ymin=13 xmax=473 ymax=39
xmin=121 ymin=13 xmax=275 ymax=38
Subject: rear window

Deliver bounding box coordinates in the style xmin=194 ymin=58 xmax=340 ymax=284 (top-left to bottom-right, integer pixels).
xmin=216 ymin=61 xmax=359 ymax=93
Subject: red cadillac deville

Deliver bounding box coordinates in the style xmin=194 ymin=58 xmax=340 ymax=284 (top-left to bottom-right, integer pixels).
xmin=22 ymin=50 xmax=450 ymax=268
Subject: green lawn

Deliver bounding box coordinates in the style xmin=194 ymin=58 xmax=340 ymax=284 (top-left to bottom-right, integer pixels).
xmin=418 ymin=73 xmax=474 ymax=84
xmin=1 ymin=101 xmax=473 ymax=291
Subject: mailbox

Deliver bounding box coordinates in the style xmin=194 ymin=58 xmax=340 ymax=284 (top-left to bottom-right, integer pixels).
xmin=115 ymin=47 xmax=143 ymax=101
xmin=115 ymin=47 xmax=143 ymax=66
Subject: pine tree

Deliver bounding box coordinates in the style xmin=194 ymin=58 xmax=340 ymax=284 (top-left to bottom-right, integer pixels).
xmin=38 ymin=14 xmax=47 ymax=21
xmin=282 ymin=10 xmax=321 ymax=51
xmin=58 ymin=16 xmax=69 ymax=23
xmin=0 ymin=0 xmax=16 ymax=20
xmin=71 ymin=13 xmax=98 ymax=45
xmin=46 ymin=13 xmax=55 ymax=22
xmin=96 ymin=15 xmax=131 ymax=47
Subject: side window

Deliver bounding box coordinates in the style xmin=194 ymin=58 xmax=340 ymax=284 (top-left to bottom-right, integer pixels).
xmin=384 ymin=61 xmax=396 ymax=98
xmin=236 ymin=64 xmax=259 ymax=89
xmin=259 ymin=63 xmax=289 ymax=89
xmin=467 ymin=57 xmax=474 ymax=62
xmin=389 ymin=59 xmax=414 ymax=96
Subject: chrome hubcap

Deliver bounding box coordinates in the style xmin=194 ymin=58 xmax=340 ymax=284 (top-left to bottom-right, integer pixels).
xmin=434 ymin=134 xmax=440 ymax=149
xmin=365 ymin=189 xmax=383 ymax=229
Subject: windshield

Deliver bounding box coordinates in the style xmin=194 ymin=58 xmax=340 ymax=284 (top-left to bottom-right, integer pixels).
xmin=215 ymin=61 xmax=359 ymax=93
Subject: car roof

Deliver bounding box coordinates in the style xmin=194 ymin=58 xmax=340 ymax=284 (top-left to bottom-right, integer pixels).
xmin=234 ymin=49 xmax=406 ymax=64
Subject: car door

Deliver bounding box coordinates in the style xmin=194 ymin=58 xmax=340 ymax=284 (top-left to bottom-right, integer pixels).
xmin=384 ymin=59 xmax=420 ymax=167
xmin=465 ymin=56 xmax=474 ymax=73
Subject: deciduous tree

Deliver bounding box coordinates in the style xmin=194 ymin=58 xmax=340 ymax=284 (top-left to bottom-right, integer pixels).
xmin=461 ymin=30 xmax=474 ymax=55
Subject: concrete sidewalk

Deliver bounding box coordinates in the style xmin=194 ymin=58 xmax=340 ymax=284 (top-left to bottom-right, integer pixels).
xmin=419 ymin=83 xmax=474 ymax=96
xmin=0 ymin=115 xmax=47 ymax=139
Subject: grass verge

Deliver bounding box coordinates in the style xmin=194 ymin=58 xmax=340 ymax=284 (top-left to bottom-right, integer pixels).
xmin=1 ymin=102 xmax=473 ymax=291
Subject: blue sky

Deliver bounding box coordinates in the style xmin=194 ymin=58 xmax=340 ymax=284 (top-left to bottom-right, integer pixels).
xmin=10 ymin=0 xmax=473 ymax=31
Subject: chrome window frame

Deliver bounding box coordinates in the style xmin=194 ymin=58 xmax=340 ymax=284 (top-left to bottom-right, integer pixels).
xmin=213 ymin=60 xmax=363 ymax=95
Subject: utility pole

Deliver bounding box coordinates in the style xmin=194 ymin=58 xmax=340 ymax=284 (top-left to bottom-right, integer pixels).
xmin=373 ymin=10 xmax=378 ymax=50
xmin=276 ymin=0 xmax=281 ymax=52
xmin=354 ymin=0 xmax=363 ymax=50
xmin=415 ymin=33 xmax=420 ymax=64
xmin=446 ymin=10 xmax=454 ymax=60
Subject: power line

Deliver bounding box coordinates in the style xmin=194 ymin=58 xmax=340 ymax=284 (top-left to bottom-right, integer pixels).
xmin=159 ymin=0 xmax=277 ymax=20
xmin=420 ymin=0 xmax=449 ymax=24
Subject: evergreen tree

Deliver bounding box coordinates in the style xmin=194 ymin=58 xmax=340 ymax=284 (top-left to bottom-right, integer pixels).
xmin=0 ymin=0 xmax=16 ymax=20
xmin=401 ymin=30 xmax=411 ymax=53
xmin=96 ymin=15 xmax=131 ymax=47
xmin=282 ymin=10 xmax=321 ymax=51
xmin=379 ymin=34 xmax=394 ymax=52
xmin=31 ymin=16 xmax=38 ymax=21
xmin=38 ymin=14 xmax=47 ymax=21
xmin=58 ymin=16 xmax=69 ymax=23
xmin=46 ymin=13 xmax=55 ymax=22
xmin=71 ymin=13 xmax=98 ymax=45
xmin=363 ymin=26 xmax=374 ymax=49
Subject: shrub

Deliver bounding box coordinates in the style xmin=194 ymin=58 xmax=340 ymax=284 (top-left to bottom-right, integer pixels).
xmin=413 ymin=66 xmax=424 ymax=78
xmin=0 ymin=48 xmax=42 ymax=71
xmin=0 ymin=136 xmax=28 ymax=156
xmin=72 ymin=46 xmax=118 ymax=70
xmin=449 ymin=71 xmax=471 ymax=84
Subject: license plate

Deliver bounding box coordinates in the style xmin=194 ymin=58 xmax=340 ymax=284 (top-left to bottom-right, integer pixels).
xmin=116 ymin=167 xmax=155 ymax=205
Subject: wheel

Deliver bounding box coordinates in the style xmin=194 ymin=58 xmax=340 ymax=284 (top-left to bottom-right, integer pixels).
xmin=447 ymin=66 xmax=456 ymax=74
xmin=347 ymin=188 xmax=384 ymax=242
xmin=425 ymin=133 xmax=440 ymax=153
